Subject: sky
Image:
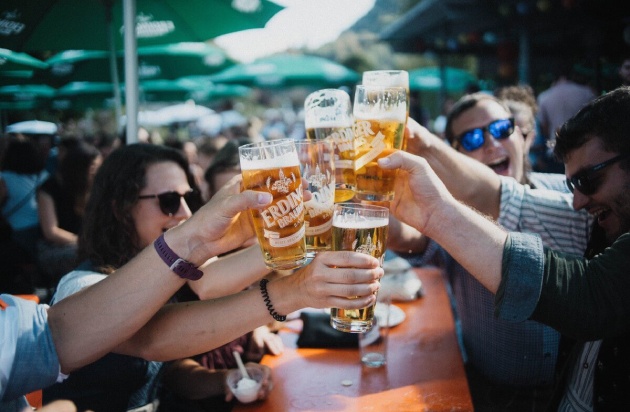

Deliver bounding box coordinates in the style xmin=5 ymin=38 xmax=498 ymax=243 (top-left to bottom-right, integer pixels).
xmin=215 ymin=0 xmax=375 ymax=63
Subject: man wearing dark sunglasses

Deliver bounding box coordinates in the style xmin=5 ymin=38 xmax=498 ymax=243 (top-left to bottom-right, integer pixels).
xmin=392 ymin=93 xmax=582 ymax=411
xmin=381 ymin=86 xmax=630 ymax=411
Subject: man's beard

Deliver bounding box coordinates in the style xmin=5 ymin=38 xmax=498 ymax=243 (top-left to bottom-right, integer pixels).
xmin=608 ymin=181 xmax=630 ymax=244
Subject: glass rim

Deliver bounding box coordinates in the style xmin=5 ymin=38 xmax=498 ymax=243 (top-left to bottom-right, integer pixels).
xmin=238 ymin=138 xmax=296 ymax=152
xmin=334 ymin=202 xmax=389 ymax=214
xmin=355 ymin=84 xmax=407 ymax=93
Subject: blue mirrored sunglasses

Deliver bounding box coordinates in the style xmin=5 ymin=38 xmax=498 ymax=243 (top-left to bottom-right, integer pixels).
xmin=457 ymin=118 xmax=515 ymax=152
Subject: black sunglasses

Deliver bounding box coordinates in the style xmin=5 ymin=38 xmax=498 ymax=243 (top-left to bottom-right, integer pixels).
xmin=457 ymin=118 xmax=515 ymax=152
xmin=138 ymin=189 xmax=197 ymax=216
xmin=566 ymin=154 xmax=630 ymax=195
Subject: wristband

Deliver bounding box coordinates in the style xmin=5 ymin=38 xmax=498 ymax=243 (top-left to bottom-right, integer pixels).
xmin=259 ymin=278 xmax=286 ymax=322
xmin=154 ymin=234 xmax=203 ymax=280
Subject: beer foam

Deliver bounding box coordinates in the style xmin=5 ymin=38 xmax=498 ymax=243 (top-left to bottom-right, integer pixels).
xmin=305 ymin=120 xmax=353 ymax=129
xmin=240 ymin=152 xmax=299 ymax=170
xmin=333 ymin=215 xmax=388 ymax=229
xmin=354 ymin=112 xmax=406 ymax=122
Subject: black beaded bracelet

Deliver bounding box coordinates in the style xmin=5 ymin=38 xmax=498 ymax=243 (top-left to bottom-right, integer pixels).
xmin=259 ymin=278 xmax=286 ymax=322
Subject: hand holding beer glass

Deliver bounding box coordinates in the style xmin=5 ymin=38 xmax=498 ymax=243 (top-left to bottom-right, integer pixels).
xmin=330 ymin=203 xmax=389 ymax=333
xmin=295 ymin=140 xmax=335 ymax=258
xmin=304 ymin=89 xmax=356 ymax=203
xmin=238 ymin=139 xmax=307 ymax=270
xmin=353 ymin=85 xmax=407 ymax=201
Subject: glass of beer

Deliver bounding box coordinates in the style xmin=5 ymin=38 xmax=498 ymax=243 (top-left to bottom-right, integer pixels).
xmin=330 ymin=203 xmax=389 ymax=333
xmin=362 ymin=70 xmax=410 ymax=150
xmin=295 ymin=140 xmax=336 ymax=258
xmin=238 ymin=139 xmax=307 ymax=270
xmin=353 ymin=85 xmax=407 ymax=201
xmin=304 ymin=89 xmax=356 ymax=203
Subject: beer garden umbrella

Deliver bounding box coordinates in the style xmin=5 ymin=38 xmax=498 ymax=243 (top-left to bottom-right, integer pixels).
xmin=34 ymin=43 xmax=235 ymax=87
xmin=0 ymin=48 xmax=48 ymax=87
xmin=0 ymin=84 xmax=55 ymax=110
xmin=0 ymin=0 xmax=284 ymax=140
xmin=0 ymin=0 xmax=283 ymax=51
xmin=209 ymin=54 xmax=360 ymax=89
xmin=139 ymin=78 xmax=252 ymax=103
xmin=0 ymin=48 xmax=48 ymax=71
xmin=50 ymin=81 xmax=118 ymax=111
xmin=408 ymin=67 xmax=477 ymax=93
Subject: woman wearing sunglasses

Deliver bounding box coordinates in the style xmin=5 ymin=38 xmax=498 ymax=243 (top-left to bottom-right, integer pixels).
xmin=42 ymin=143 xmax=382 ymax=412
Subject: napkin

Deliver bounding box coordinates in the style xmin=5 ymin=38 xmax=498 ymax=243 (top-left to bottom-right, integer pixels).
xmin=296 ymin=312 xmax=358 ymax=348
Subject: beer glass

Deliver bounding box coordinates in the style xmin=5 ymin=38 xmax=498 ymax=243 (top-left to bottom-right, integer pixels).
xmin=353 ymin=85 xmax=407 ymax=201
xmin=330 ymin=203 xmax=389 ymax=333
xmin=295 ymin=140 xmax=335 ymax=258
xmin=238 ymin=139 xmax=307 ymax=270
xmin=304 ymin=89 xmax=356 ymax=203
xmin=362 ymin=70 xmax=410 ymax=150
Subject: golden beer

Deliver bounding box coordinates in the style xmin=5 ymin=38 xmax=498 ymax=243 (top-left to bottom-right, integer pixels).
xmin=304 ymin=192 xmax=334 ymax=254
xmin=295 ymin=140 xmax=335 ymax=257
xmin=353 ymin=85 xmax=407 ymax=201
xmin=330 ymin=203 xmax=389 ymax=333
xmin=362 ymin=70 xmax=410 ymax=150
xmin=306 ymin=125 xmax=355 ymax=203
xmin=353 ymin=118 xmax=405 ymax=201
xmin=239 ymin=140 xmax=307 ymax=270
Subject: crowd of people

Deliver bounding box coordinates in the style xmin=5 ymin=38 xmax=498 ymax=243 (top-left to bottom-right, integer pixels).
xmin=2 ymin=57 xmax=630 ymax=412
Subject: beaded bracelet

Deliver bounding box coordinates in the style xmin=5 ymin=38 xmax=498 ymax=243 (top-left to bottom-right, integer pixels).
xmin=259 ymin=278 xmax=286 ymax=322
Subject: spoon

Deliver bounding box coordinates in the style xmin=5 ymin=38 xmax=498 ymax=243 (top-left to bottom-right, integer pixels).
xmin=233 ymin=350 xmax=251 ymax=380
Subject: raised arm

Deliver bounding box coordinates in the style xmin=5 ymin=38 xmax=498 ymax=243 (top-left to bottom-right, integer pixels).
xmin=406 ymin=117 xmax=502 ymax=218
xmin=47 ymin=186 xmax=273 ymax=373
xmin=379 ymin=150 xmax=507 ymax=292
xmin=112 ymin=251 xmax=382 ymax=361
xmin=188 ymin=244 xmax=270 ymax=300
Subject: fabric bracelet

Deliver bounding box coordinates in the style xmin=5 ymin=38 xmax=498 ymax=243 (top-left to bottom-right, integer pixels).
xmin=259 ymin=278 xmax=286 ymax=322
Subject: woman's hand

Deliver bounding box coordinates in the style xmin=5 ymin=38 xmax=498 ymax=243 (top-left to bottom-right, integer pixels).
xmin=250 ymin=325 xmax=284 ymax=357
xmin=278 ymin=251 xmax=383 ymax=312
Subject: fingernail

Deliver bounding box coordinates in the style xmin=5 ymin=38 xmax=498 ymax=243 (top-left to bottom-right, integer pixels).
xmin=258 ymin=193 xmax=272 ymax=204
xmin=379 ymin=157 xmax=390 ymax=166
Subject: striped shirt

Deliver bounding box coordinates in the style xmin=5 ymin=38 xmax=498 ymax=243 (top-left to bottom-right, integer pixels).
xmin=498 ymin=175 xmax=592 ymax=255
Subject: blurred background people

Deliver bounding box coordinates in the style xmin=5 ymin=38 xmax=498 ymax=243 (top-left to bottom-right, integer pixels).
xmin=36 ymin=141 xmax=102 ymax=288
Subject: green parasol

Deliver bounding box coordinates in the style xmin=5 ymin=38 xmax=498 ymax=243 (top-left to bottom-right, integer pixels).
xmin=210 ymin=54 xmax=360 ymax=88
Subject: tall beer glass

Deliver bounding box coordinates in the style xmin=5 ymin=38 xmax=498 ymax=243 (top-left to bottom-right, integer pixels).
xmin=295 ymin=140 xmax=335 ymax=258
xmin=239 ymin=139 xmax=307 ymax=270
xmin=330 ymin=203 xmax=389 ymax=333
xmin=362 ymin=70 xmax=410 ymax=150
xmin=304 ymin=89 xmax=356 ymax=203
xmin=353 ymin=85 xmax=407 ymax=201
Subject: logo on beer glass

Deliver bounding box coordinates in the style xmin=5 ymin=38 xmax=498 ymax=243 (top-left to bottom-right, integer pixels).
xmin=295 ymin=139 xmax=335 ymax=258
xmin=239 ymin=139 xmax=307 ymax=270
xmin=352 ymin=233 xmax=383 ymax=265
xmin=267 ymin=169 xmax=296 ymax=194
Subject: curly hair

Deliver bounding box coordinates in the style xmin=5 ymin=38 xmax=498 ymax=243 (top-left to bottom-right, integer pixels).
xmin=78 ymin=143 xmax=197 ymax=274
xmin=554 ymin=86 xmax=630 ymax=165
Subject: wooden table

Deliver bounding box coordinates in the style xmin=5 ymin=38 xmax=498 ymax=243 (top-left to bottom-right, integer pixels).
xmin=234 ymin=267 xmax=473 ymax=412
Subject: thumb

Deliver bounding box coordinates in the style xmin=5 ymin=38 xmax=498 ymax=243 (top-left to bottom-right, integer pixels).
xmin=378 ymin=150 xmax=405 ymax=169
